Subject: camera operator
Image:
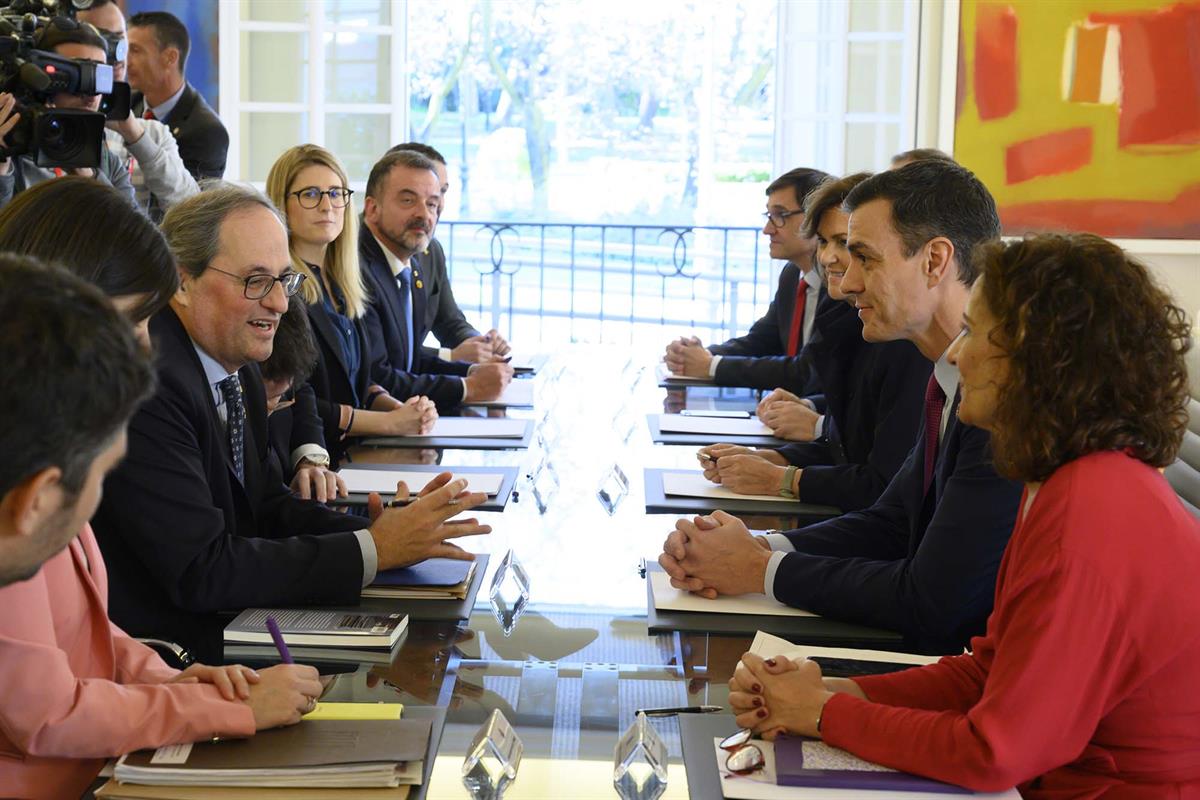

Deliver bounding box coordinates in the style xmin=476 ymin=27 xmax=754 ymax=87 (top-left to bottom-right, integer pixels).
xmin=79 ymin=0 xmax=198 ymax=220
xmin=0 ymin=18 xmax=135 ymax=209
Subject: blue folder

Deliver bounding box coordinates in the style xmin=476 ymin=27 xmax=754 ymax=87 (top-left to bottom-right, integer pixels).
xmin=371 ymin=558 xmax=473 ymax=588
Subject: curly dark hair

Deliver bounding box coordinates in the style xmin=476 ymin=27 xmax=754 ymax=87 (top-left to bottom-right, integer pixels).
xmin=978 ymin=233 xmax=1191 ymax=482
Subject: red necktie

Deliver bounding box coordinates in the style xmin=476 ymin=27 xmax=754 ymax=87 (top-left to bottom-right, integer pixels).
xmin=922 ymin=374 xmax=947 ymax=495
xmin=785 ymin=277 xmax=808 ymax=356
xmin=143 ymin=109 xmax=156 ymax=121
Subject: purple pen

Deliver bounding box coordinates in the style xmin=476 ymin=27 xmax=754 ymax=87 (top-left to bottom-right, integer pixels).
xmin=265 ymin=615 xmax=293 ymax=664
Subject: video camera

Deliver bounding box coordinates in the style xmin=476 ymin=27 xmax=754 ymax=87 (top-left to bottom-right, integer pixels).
xmin=0 ymin=0 xmax=131 ymax=169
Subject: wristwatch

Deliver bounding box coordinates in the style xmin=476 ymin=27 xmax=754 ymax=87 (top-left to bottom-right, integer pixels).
xmin=778 ymin=465 xmax=799 ymax=499
xmin=300 ymin=453 xmax=331 ymax=469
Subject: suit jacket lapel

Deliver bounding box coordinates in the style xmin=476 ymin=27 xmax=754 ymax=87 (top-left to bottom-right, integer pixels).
xmin=410 ymin=251 xmax=428 ymax=348
xmin=306 ymin=301 xmax=353 ymax=378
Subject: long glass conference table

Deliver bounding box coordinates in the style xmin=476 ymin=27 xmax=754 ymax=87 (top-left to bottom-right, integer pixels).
xmin=290 ymin=345 xmax=852 ymax=799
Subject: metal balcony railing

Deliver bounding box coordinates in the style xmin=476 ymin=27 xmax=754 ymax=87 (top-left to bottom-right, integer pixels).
xmin=438 ymin=221 xmax=776 ymax=347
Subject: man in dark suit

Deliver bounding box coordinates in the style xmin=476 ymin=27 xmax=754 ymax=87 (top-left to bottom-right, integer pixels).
xmin=659 ymin=161 xmax=1023 ymax=654
xmin=127 ymin=11 xmax=229 ymax=180
xmin=92 ymin=184 xmax=491 ymax=662
xmin=359 ymin=149 xmax=513 ymax=410
xmin=388 ymin=142 xmax=513 ymax=365
xmin=664 ymin=167 xmax=830 ymax=393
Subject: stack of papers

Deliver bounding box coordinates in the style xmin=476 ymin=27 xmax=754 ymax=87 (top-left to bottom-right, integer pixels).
xmin=111 ymin=719 xmax=430 ymax=789
xmin=403 ymin=417 xmax=528 ymax=439
xmin=657 ymin=363 xmax=714 ymax=383
xmin=659 ymin=470 xmax=797 ymax=504
xmin=224 ymin=609 xmax=408 ymax=650
xmin=657 ymin=414 xmax=774 ymax=437
xmin=362 ymin=558 xmax=478 ymax=600
xmin=464 ymin=379 xmax=535 ymax=408
xmin=649 ymin=571 xmax=816 ymax=618
xmin=339 ymin=468 xmax=504 ymax=498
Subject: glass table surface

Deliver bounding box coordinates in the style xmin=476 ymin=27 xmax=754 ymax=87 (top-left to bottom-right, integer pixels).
xmin=292 ymin=346 xmax=796 ymax=798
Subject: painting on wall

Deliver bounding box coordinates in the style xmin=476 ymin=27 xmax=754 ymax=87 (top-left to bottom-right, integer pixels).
xmin=953 ymin=0 xmax=1200 ymax=240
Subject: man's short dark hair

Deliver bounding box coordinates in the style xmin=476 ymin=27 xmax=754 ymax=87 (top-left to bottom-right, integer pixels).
xmin=129 ymin=11 xmax=190 ymax=73
xmin=890 ymin=148 xmax=955 ymax=167
xmin=0 ymin=256 xmax=154 ymax=498
xmin=844 ymin=160 xmax=1000 ymax=285
xmin=0 ymin=177 xmax=178 ymax=323
xmin=365 ymin=150 xmax=439 ymax=199
xmin=388 ymin=142 xmax=446 ymax=166
xmin=37 ymin=16 xmax=108 ymax=53
xmin=261 ymin=296 xmax=318 ymax=387
xmin=766 ymin=167 xmax=832 ymax=209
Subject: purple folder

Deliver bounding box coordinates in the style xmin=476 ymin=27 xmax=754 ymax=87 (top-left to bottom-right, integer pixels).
xmin=774 ymin=735 xmax=974 ymax=794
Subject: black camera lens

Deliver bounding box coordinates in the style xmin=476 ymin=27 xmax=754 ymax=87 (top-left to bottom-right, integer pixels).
xmin=42 ymin=117 xmax=64 ymax=146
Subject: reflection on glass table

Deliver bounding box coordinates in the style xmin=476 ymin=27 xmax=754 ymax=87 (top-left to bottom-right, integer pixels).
xmin=328 ymin=346 xmax=809 ymax=797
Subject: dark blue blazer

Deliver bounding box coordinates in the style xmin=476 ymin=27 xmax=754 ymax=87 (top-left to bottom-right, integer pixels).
xmin=359 ymin=227 xmax=471 ymax=410
xmin=709 ymin=262 xmax=825 ymax=395
xmin=92 ymin=307 xmax=366 ymax=662
xmin=771 ymin=390 xmax=1023 ymax=653
xmin=778 ymin=300 xmax=931 ymax=511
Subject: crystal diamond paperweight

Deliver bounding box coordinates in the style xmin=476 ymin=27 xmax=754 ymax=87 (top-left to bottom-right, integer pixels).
xmin=596 ymin=463 xmax=630 ymax=515
xmin=612 ymin=712 xmax=668 ymax=800
xmin=529 ymin=456 xmax=559 ymax=514
xmin=462 ymin=708 xmax=523 ymax=800
xmin=488 ymin=549 xmax=531 ymax=635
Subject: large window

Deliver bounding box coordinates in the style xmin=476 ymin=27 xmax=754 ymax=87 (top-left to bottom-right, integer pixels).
xmin=221 ymin=0 xmax=919 ymax=347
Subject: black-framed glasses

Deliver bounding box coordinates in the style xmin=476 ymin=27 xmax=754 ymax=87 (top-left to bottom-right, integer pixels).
xmin=719 ymin=728 xmax=766 ymax=776
xmin=206 ymin=265 xmax=307 ymax=300
xmin=763 ymin=208 xmax=803 ymax=228
xmin=290 ymin=186 xmax=355 ymax=209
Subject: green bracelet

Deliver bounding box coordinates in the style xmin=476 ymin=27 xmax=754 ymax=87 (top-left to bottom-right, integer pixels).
xmin=779 ymin=465 xmax=798 ymax=499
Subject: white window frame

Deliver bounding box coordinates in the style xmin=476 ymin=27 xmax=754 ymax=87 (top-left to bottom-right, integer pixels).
xmin=219 ymin=0 xmax=409 ymax=185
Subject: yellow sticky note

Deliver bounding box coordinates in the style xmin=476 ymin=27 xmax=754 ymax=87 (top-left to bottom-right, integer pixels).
xmin=303 ymin=702 xmax=404 ymax=720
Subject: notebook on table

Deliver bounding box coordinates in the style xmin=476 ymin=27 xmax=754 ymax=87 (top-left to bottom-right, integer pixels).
xmin=338 ymin=469 xmax=505 ymax=498
xmin=112 ymin=718 xmax=431 ymax=788
xmin=362 ymin=558 xmax=478 ymax=600
xmin=224 ymin=609 xmax=408 ymax=650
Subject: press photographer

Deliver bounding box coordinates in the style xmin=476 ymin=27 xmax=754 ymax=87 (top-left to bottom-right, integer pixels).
xmin=0 ymin=14 xmax=135 ymax=208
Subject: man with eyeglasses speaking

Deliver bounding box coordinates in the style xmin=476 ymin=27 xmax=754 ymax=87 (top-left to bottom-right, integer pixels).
xmin=664 ymin=167 xmax=830 ymax=394
xmin=92 ymin=184 xmax=493 ymax=664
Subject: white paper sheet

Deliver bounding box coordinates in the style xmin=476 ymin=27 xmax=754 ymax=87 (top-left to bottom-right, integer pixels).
xmin=657 ymin=414 xmax=774 ymax=437
xmin=657 ymin=363 xmax=714 ymax=383
xmin=403 ymin=418 xmax=528 ymax=439
xmin=748 ymin=631 xmax=946 ymax=666
xmin=338 ymin=468 xmax=504 ymax=497
xmin=710 ymin=737 xmax=1017 ymax=799
xmin=466 ymin=379 xmax=535 ymax=408
xmin=649 ymin=571 xmax=816 ymax=617
xmin=660 ymin=470 xmax=796 ymax=504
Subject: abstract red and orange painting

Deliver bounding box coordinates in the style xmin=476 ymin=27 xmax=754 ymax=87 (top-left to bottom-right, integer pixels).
xmin=954 ymin=0 xmax=1200 ymax=239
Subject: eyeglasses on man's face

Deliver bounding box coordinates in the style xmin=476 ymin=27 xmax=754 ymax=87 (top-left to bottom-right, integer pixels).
xmin=206 ymin=265 xmax=307 ymax=300
xmin=290 ymin=186 xmax=355 ymax=209
xmin=763 ymin=208 xmax=803 ymax=229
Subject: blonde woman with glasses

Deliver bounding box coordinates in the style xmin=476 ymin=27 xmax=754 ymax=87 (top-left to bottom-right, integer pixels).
xmin=266 ymin=144 xmax=436 ymax=464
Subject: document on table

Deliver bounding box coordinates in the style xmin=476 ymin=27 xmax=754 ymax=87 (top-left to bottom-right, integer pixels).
xmin=649 ymin=570 xmax=816 ymax=618
xmin=660 ymin=470 xmax=796 ymax=504
xmin=339 ymin=468 xmax=504 ymax=497
xmin=657 ymin=363 xmax=714 ymax=383
xmin=467 ymin=379 xmax=535 ymax=407
xmin=745 ymin=631 xmax=943 ymax=669
xmin=657 ymin=414 xmax=774 ymax=437
xmin=404 ymin=417 xmax=527 ymax=438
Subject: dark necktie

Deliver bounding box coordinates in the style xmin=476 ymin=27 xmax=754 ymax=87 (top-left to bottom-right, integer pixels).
xmin=397 ymin=267 xmax=415 ymax=371
xmin=785 ymin=277 xmax=808 ymax=356
xmin=922 ymin=374 xmax=946 ymax=496
xmin=217 ymin=375 xmax=245 ymax=484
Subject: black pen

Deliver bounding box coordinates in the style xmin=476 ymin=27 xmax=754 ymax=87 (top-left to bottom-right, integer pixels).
xmin=636 ymin=705 xmax=723 ymax=717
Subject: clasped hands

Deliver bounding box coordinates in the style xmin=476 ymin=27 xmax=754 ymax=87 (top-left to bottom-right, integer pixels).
xmin=657 ymin=510 xmax=772 ymax=599
xmin=453 ymin=329 xmax=512 ymax=363
xmin=697 ymin=444 xmax=789 ymax=496
xmin=758 ymin=388 xmax=821 ymax=441
xmin=664 ymin=335 xmax=713 ymax=377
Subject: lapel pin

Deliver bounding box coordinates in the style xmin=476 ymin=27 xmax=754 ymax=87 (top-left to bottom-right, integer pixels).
xmin=415 ymin=280 xmax=424 ymax=289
